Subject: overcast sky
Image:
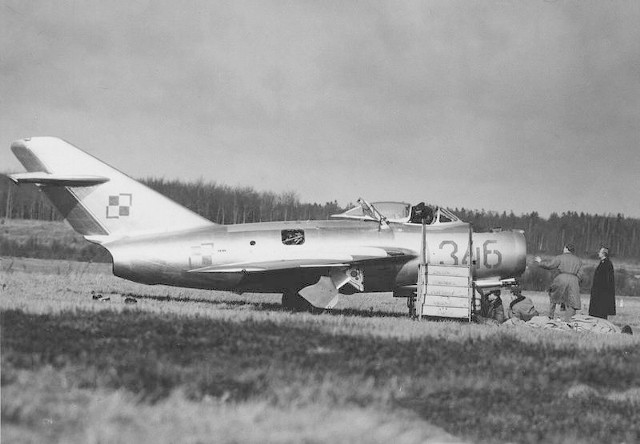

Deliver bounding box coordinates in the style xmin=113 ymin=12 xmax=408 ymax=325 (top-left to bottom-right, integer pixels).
xmin=1 ymin=1 xmax=639 ymax=218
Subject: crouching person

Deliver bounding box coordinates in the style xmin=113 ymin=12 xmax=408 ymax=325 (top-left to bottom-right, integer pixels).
xmin=507 ymin=288 xmax=539 ymax=322
xmin=475 ymin=290 xmax=506 ymax=324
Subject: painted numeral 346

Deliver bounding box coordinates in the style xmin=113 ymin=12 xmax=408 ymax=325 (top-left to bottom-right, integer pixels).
xmin=438 ymin=240 xmax=502 ymax=268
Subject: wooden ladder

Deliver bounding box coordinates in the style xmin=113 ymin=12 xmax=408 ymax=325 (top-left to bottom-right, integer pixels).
xmin=416 ymin=225 xmax=473 ymax=321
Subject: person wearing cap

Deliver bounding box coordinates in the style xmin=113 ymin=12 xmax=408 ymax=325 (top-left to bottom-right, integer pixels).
xmin=589 ymin=246 xmax=616 ymax=319
xmin=507 ymin=287 xmax=539 ymax=321
xmin=534 ymin=244 xmax=584 ymax=320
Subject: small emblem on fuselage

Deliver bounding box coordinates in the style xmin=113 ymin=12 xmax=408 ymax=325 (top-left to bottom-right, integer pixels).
xmin=106 ymin=193 xmax=133 ymax=219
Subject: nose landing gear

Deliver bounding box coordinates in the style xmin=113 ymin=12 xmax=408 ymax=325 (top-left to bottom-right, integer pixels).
xmin=407 ymin=294 xmax=417 ymax=318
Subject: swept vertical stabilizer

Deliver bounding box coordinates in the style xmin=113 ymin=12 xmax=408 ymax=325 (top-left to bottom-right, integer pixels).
xmin=10 ymin=137 xmax=214 ymax=239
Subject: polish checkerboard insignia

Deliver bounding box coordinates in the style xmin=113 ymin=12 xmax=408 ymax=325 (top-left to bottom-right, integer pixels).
xmin=106 ymin=193 xmax=133 ymax=219
xmin=189 ymin=243 xmax=214 ymax=268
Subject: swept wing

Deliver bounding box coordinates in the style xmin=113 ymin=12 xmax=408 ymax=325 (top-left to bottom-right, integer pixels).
xmin=188 ymin=246 xmax=415 ymax=273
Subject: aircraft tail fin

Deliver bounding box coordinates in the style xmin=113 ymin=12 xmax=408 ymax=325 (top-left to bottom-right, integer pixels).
xmin=10 ymin=137 xmax=215 ymax=239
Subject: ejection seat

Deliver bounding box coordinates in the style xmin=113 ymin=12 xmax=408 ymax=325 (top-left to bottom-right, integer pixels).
xmin=409 ymin=202 xmax=434 ymax=224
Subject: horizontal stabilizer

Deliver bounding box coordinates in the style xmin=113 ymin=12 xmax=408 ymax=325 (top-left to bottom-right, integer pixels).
xmin=9 ymin=172 xmax=110 ymax=187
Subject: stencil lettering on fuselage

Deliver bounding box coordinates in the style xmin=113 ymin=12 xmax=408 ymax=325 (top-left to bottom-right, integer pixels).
xmin=189 ymin=243 xmax=214 ymax=268
xmin=438 ymin=239 xmax=502 ymax=269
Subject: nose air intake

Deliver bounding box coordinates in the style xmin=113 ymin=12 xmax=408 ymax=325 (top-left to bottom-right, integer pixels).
xmin=512 ymin=230 xmax=527 ymax=276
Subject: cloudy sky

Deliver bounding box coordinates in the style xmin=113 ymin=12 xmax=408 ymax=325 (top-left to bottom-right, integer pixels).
xmin=2 ymin=1 xmax=639 ymax=218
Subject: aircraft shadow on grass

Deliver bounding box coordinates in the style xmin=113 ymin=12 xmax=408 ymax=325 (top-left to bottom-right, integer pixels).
xmin=105 ymin=291 xmax=408 ymax=319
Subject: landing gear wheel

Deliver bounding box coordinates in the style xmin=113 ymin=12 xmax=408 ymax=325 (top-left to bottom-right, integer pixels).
xmin=281 ymin=289 xmax=317 ymax=313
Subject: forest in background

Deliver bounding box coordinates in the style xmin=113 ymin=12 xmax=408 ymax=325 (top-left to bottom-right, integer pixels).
xmin=2 ymin=174 xmax=639 ymax=259
xmin=1 ymin=176 xmax=343 ymax=227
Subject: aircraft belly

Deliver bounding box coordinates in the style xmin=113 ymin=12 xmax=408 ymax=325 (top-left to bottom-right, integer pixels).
xmin=108 ymin=234 xmax=240 ymax=290
xmin=232 ymin=268 xmax=324 ymax=293
xmin=112 ymin=255 xmax=244 ymax=289
xmin=361 ymin=261 xmax=406 ymax=292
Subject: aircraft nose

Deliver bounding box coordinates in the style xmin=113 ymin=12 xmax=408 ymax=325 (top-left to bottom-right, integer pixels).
xmin=513 ymin=230 xmax=527 ymax=275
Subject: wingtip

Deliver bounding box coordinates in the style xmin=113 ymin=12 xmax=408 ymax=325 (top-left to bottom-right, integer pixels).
xmin=11 ymin=137 xmax=65 ymax=150
xmin=10 ymin=138 xmax=29 ymax=151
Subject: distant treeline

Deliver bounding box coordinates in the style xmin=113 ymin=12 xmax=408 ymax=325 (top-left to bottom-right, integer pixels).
xmin=454 ymin=208 xmax=640 ymax=259
xmin=142 ymin=178 xmax=344 ymax=223
xmin=0 ymin=175 xmax=344 ymax=225
xmin=2 ymin=174 xmax=640 ymax=258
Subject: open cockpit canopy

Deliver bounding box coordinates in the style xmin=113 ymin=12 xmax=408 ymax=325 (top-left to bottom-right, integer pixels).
xmin=330 ymin=199 xmax=463 ymax=226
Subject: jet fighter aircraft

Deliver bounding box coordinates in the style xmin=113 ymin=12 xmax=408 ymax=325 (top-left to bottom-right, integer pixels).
xmin=8 ymin=137 xmax=527 ymax=312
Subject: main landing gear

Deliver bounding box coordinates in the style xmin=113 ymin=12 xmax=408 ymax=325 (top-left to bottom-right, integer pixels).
xmin=281 ymin=289 xmax=316 ymax=312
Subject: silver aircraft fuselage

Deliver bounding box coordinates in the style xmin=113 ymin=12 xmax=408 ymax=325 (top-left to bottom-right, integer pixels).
xmin=107 ymin=219 xmax=526 ymax=294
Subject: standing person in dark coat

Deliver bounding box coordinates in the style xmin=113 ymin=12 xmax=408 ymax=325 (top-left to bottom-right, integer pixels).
xmin=589 ymin=247 xmax=616 ymax=319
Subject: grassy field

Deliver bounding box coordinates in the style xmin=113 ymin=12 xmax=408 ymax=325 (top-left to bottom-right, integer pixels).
xmin=0 ymin=219 xmax=109 ymax=262
xmin=2 ymin=257 xmax=640 ymax=444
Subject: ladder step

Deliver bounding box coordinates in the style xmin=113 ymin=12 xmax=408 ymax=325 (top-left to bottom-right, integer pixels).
xmin=427 ymin=275 xmax=469 ymax=287
xmin=426 ymin=285 xmax=470 ymax=298
xmin=426 ymin=266 xmax=471 ymax=277
xmin=421 ymin=295 xmax=470 ymax=309
xmin=421 ymin=305 xmax=470 ymax=318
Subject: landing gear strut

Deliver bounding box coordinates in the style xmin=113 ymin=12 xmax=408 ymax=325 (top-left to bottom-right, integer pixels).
xmin=407 ymin=294 xmax=417 ymax=318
